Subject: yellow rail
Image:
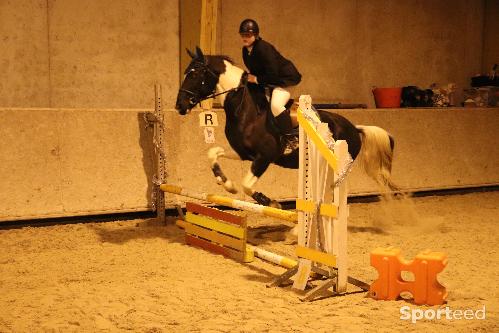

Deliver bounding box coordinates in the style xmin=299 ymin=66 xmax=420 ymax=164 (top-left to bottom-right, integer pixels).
xmin=160 ymin=184 xmax=298 ymax=223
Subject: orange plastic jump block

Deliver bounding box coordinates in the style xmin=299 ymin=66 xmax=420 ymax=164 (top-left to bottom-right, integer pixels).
xmin=370 ymin=247 xmax=448 ymax=305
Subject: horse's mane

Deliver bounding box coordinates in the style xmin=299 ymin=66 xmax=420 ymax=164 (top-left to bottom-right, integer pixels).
xmin=205 ymin=55 xmax=236 ymax=75
xmin=211 ymin=55 xmax=234 ymax=64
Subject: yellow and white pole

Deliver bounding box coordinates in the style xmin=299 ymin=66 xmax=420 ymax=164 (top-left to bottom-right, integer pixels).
xmin=160 ymin=184 xmax=298 ymax=223
xmin=248 ymin=246 xmax=297 ymax=269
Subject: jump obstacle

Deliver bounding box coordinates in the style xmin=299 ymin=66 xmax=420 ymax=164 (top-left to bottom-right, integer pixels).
xmin=162 ymin=185 xmax=370 ymax=300
xmin=174 ymin=201 xmax=298 ymax=269
xmin=156 ymin=94 xmax=447 ymax=304
xmin=160 ymin=95 xmax=369 ymax=301
xmin=145 ymin=86 xmax=449 ymax=303
xmin=160 ymin=188 xmax=298 ymax=269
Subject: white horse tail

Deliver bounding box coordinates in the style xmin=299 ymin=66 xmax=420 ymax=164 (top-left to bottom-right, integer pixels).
xmin=356 ymin=125 xmax=398 ymax=191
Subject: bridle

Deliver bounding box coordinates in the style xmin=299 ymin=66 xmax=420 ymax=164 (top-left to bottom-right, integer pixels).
xmin=179 ymin=60 xmax=244 ymax=107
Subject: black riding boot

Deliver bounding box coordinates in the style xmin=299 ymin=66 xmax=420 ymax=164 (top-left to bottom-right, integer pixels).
xmin=274 ymin=109 xmax=295 ymax=134
xmin=275 ymin=109 xmax=298 ymax=153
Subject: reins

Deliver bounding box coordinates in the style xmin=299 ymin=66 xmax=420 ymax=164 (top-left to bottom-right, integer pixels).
xmin=181 ymin=86 xmax=242 ymax=104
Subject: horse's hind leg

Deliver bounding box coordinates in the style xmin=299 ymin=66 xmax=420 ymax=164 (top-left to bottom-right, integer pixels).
xmin=207 ymin=146 xmax=239 ymax=194
xmin=242 ymin=158 xmax=281 ymax=208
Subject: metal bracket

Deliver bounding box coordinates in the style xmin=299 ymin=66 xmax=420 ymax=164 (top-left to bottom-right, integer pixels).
xmin=144 ymin=112 xmax=163 ymax=129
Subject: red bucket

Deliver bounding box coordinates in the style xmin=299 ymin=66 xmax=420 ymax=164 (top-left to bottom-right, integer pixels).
xmin=372 ymin=87 xmax=402 ymax=108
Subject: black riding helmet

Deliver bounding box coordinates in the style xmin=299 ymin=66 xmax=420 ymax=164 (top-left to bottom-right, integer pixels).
xmin=239 ymin=19 xmax=259 ymax=35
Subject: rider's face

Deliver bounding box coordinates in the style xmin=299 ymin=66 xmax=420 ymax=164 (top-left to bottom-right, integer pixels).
xmin=240 ymin=33 xmax=256 ymax=47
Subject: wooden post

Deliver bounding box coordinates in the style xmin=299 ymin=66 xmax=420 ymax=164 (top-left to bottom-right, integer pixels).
xmin=199 ymin=0 xmax=218 ymax=110
xmin=179 ymin=0 xmax=201 ymax=84
xmin=179 ymin=0 xmax=218 ymax=109
xmin=200 ymin=0 xmax=218 ymax=55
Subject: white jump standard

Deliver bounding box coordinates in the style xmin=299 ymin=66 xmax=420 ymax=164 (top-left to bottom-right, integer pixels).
xmin=268 ymin=96 xmax=368 ymax=301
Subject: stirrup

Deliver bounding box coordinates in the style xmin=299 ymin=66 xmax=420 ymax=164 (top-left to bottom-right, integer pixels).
xmin=282 ymin=134 xmax=299 ymax=155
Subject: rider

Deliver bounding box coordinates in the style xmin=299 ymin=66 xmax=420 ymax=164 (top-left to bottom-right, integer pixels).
xmin=239 ymin=18 xmax=302 ymax=137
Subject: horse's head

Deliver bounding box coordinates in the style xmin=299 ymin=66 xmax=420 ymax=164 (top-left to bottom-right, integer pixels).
xmin=176 ymin=47 xmax=221 ymax=115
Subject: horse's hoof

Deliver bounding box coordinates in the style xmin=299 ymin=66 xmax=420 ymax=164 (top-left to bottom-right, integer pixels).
xmin=269 ymin=200 xmax=282 ymax=209
xmin=223 ymin=181 xmax=238 ymax=194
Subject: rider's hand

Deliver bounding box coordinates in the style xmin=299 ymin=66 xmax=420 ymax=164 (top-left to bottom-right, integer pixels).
xmin=247 ymin=74 xmax=258 ymax=84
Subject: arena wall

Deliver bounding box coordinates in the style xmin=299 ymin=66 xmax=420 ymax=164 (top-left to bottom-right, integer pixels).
xmin=1 ymin=106 xmax=497 ymax=221
xmin=0 ymin=108 xmax=155 ymax=221
xmin=0 ymin=0 xmax=179 ymax=108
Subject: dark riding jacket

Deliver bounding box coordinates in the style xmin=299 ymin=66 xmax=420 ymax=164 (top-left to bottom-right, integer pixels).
xmin=242 ymin=38 xmax=301 ymax=87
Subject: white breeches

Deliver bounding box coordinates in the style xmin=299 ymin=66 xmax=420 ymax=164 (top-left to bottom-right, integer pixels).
xmin=270 ymin=87 xmax=291 ymax=117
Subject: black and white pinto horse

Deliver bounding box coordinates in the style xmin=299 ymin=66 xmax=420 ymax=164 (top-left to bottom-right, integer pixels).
xmin=176 ymin=47 xmax=397 ymax=207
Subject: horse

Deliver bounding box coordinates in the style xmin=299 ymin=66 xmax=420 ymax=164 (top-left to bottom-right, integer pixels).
xmin=175 ymin=47 xmax=397 ymax=207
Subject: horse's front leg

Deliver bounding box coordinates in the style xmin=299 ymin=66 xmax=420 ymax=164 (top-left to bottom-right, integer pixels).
xmin=242 ymin=157 xmax=281 ymax=208
xmin=207 ymin=146 xmax=240 ymax=194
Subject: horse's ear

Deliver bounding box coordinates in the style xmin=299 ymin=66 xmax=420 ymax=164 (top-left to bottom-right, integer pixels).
xmin=186 ymin=48 xmax=196 ymax=59
xmin=195 ymin=46 xmax=205 ymax=62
